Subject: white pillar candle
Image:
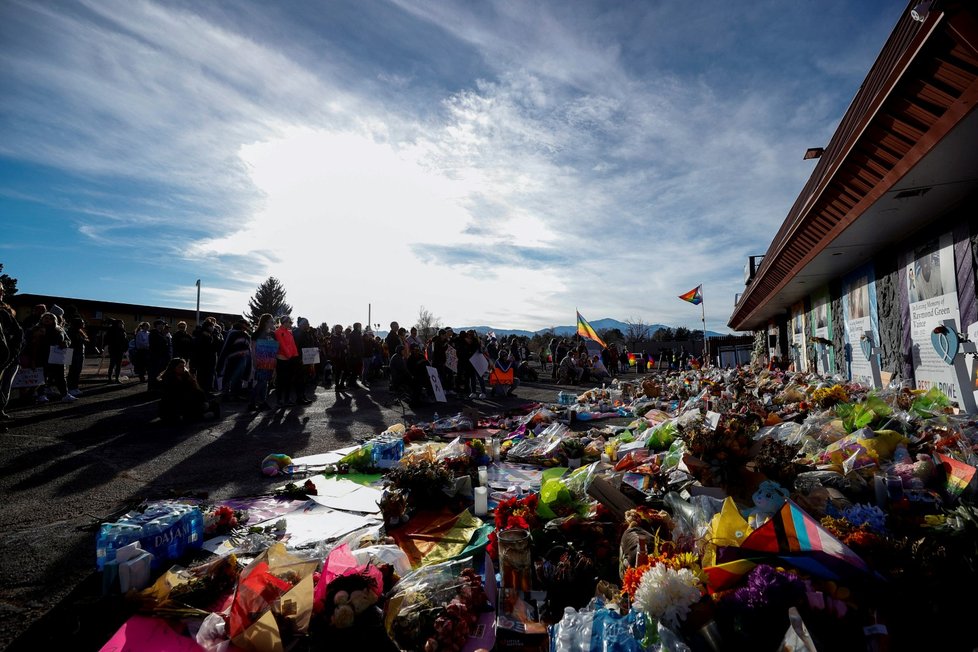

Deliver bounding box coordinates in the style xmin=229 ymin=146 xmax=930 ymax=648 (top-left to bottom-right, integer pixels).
xmin=474 ymin=486 xmax=488 ymax=516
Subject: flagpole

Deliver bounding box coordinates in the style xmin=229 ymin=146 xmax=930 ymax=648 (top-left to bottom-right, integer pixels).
xmin=701 ymin=287 xmax=708 ymax=367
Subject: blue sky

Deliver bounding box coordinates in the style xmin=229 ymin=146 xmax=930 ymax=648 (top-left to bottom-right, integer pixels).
xmin=0 ymin=0 xmax=905 ymax=332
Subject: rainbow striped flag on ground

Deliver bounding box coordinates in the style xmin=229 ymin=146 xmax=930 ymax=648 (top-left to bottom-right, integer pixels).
xmin=678 ymin=285 xmax=703 ymax=305
xmin=937 ymin=453 xmax=976 ymax=496
xmin=576 ymin=311 xmax=607 ymax=348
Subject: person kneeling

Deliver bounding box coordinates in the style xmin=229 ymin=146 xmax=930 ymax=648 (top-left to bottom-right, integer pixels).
xmin=158 ymin=358 xmax=220 ymax=424
xmin=489 ymin=351 xmax=520 ymax=397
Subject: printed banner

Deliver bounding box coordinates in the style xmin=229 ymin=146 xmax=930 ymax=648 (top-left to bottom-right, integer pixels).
xmin=904 ymin=232 xmax=962 ymax=403
xmin=841 ymin=265 xmax=879 ymax=386
xmin=790 ymin=301 xmax=807 ymax=371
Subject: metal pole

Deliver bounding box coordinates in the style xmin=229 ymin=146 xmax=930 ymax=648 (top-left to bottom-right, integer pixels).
xmin=701 ymin=288 xmax=708 ymax=367
xmin=195 ymin=279 xmax=201 ymax=326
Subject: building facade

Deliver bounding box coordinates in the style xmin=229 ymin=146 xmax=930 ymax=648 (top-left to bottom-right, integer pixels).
xmin=729 ymin=1 xmax=978 ymax=409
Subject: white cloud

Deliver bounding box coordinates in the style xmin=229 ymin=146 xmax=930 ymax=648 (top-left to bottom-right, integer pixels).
xmin=0 ymin=0 xmax=900 ymax=332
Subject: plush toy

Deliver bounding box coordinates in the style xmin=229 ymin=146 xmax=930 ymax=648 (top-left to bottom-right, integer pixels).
xmin=746 ymin=480 xmax=790 ymax=529
xmin=261 ymin=453 xmax=293 ymax=476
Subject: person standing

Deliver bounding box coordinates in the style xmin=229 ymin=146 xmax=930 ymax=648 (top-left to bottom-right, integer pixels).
xmin=273 ymin=315 xmax=299 ymax=406
xmin=147 ymin=320 xmax=170 ymax=392
xmin=35 ymin=312 xmax=74 ymax=402
xmin=171 ymin=321 xmax=194 ymax=362
xmin=0 ymin=285 xmax=24 ymax=421
xmin=345 ymin=322 xmax=365 ymax=388
xmin=291 ymin=318 xmax=316 ymax=404
xmin=385 ymin=321 xmax=401 ymax=367
xmin=249 ymin=314 xmax=277 ymax=411
xmin=191 ymin=320 xmax=218 ymax=393
xmin=105 ymin=320 xmax=129 ymax=382
xmin=65 ymin=317 xmax=89 ymax=396
xmin=218 ymin=320 xmax=252 ymax=400
xmin=328 ymin=324 xmax=348 ymax=391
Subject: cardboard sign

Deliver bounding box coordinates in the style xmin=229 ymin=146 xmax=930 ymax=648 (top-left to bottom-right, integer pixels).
xmin=254 ymin=339 xmax=279 ymax=371
xmin=10 ymin=367 xmax=44 ymax=388
xmin=445 ymin=345 xmax=458 ymax=373
xmin=48 ymin=346 xmax=73 ymax=365
xmin=301 ymin=347 xmax=320 ymax=365
xmin=427 ymin=366 xmax=447 ymax=403
xmin=470 ymin=352 xmax=489 ymax=377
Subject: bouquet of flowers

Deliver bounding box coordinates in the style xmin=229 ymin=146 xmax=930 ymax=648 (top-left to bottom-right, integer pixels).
xmin=203 ymin=505 xmax=248 ymax=536
xmin=488 ymin=493 xmax=541 ymax=559
xmin=386 ymin=559 xmax=490 ymax=652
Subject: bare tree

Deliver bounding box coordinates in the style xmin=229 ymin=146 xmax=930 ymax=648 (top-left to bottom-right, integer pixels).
xmin=415 ymin=305 xmax=442 ymax=342
xmin=624 ymin=317 xmax=651 ymax=348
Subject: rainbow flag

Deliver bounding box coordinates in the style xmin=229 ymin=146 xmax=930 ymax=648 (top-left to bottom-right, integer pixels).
xmin=678 ymin=285 xmax=703 ymax=305
xmin=627 ymin=353 xmax=637 ymax=366
xmin=937 ymin=453 xmax=976 ymax=496
xmin=576 ymin=311 xmax=607 ymax=348
xmin=714 ymin=500 xmax=869 ymax=582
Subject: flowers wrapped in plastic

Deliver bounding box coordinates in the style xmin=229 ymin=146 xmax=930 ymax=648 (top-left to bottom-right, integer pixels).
xmin=384 ymin=556 xmax=490 ymax=652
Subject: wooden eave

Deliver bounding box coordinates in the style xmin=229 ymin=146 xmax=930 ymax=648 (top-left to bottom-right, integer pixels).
xmin=729 ymin=1 xmax=978 ymax=331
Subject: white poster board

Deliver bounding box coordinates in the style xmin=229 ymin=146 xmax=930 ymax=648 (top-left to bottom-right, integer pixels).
xmin=426 ymin=366 xmax=447 ymax=403
xmin=905 ymin=232 xmax=963 ymax=403
xmin=48 ymin=346 xmax=73 ymax=365
xmin=469 ymin=352 xmax=489 ymax=377
xmin=811 ymin=287 xmax=833 ymax=375
xmin=790 ymin=301 xmax=807 ymax=371
xmin=842 ymin=265 xmax=878 ymax=386
xmin=445 ymin=346 xmax=458 ymax=373
xmin=301 ymin=347 xmax=320 ymax=365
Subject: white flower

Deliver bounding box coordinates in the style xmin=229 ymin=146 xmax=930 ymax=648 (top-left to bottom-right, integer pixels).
xmin=632 ymin=564 xmax=702 ymax=629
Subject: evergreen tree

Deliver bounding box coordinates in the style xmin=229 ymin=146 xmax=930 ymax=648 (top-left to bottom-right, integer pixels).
xmin=246 ymin=276 xmax=292 ymax=324
xmin=0 ymin=263 xmax=17 ymax=297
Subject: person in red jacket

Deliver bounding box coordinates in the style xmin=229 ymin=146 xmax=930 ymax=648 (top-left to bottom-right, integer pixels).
xmin=273 ymin=315 xmax=299 ymax=407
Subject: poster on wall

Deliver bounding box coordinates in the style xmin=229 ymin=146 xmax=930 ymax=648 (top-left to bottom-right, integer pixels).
xmin=904 ymin=231 xmax=962 ymax=403
xmin=811 ymin=287 xmax=833 ymax=375
xmin=767 ymin=321 xmax=779 ymax=362
xmin=790 ymin=301 xmax=807 ymax=371
xmin=841 ymin=265 xmax=879 ymax=386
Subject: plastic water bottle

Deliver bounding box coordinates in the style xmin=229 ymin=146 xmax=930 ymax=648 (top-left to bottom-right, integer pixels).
xmin=433 ymin=411 xmax=440 ymax=422
xmin=95 ymin=522 xmax=141 ymax=570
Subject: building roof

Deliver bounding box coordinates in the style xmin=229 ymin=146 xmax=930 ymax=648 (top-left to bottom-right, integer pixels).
xmin=729 ymin=0 xmax=978 ymax=331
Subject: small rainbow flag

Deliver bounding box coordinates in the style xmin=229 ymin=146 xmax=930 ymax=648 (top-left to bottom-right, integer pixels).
xmin=937 ymin=453 xmax=976 ymax=496
xmin=576 ymin=311 xmax=607 ymax=348
xmin=678 ymin=285 xmax=703 ymax=305
xmin=627 ymin=353 xmax=637 ymax=366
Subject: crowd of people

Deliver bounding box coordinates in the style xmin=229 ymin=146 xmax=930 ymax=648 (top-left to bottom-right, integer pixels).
xmin=0 ymin=295 xmax=658 ymax=425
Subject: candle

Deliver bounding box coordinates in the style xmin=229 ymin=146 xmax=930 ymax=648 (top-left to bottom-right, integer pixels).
xmin=477 ymin=465 xmax=488 ymax=486
xmin=474 ymin=486 xmax=488 ymax=516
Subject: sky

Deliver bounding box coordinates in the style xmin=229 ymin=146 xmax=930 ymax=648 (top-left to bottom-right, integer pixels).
xmin=0 ymin=0 xmax=906 ymax=333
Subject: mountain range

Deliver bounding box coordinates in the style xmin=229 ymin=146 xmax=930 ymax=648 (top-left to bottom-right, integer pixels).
xmin=455 ymin=318 xmax=727 ymax=339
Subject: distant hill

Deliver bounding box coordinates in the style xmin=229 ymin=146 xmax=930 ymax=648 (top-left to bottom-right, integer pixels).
xmin=457 ymin=318 xmax=727 ymax=339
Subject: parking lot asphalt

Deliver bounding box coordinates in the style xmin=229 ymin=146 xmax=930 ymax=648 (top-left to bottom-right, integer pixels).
xmin=0 ymin=361 xmax=643 ymax=650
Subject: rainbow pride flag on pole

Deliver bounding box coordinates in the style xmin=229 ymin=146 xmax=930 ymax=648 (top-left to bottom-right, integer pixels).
xmin=576 ymin=310 xmax=607 ymax=348
xmin=678 ymin=285 xmax=703 ymax=305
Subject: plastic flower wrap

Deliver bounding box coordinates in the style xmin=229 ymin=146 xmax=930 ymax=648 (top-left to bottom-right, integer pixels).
xmin=631 ymin=563 xmax=702 ymax=629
